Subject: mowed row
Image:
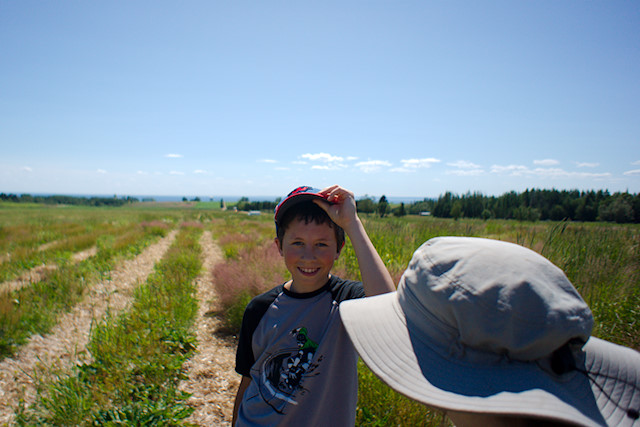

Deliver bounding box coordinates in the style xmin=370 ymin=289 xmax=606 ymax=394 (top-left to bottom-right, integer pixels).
xmin=0 ymin=228 xmax=239 ymax=426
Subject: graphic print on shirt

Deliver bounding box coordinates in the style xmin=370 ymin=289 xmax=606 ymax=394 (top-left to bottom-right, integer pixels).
xmin=257 ymin=326 xmax=322 ymax=413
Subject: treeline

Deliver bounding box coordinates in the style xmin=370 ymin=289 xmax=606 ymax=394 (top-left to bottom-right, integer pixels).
xmin=357 ymin=189 xmax=639 ymax=224
xmin=0 ymin=193 xmax=139 ymax=207
xmin=5 ymin=189 xmax=638 ymax=223
xmin=235 ymin=197 xmax=280 ymax=212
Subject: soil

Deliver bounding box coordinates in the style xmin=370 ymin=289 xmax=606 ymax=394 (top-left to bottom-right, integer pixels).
xmin=0 ymin=229 xmax=239 ymax=426
xmin=0 ymin=232 xmax=178 ymax=424
xmin=0 ymin=247 xmax=98 ymax=295
xmin=179 ymin=231 xmax=239 ymax=426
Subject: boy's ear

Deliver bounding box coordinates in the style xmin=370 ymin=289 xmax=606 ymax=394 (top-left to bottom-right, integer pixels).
xmin=274 ymin=237 xmax=283 ymax=256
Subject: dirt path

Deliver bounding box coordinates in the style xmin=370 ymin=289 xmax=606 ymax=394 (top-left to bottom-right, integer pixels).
xmin=0 ymin=247 xmax=98 ymax=295
xmin=0 ymin=231 xmax=178 ymax=425
xmin=180 ymin=231 xmax=240 ymax=426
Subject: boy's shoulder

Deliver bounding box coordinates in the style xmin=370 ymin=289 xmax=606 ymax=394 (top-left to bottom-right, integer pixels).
xmin=244 ymin=284 xmax=285 ymax=316
xmin=327 ymin=275 xmax=365 ymax=303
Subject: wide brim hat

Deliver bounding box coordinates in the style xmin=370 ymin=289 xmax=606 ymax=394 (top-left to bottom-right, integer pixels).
xmin=340 ymin=237 xmax=640 ymax=426
xmin=274 ymin=186 xmax=328 ymax=224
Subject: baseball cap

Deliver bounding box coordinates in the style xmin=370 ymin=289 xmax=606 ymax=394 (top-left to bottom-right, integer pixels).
xmin=274 ymin=186 xmax=328 ymax=224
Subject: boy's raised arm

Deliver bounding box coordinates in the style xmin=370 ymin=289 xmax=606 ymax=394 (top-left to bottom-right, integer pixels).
xmin=316 ymin=185 xmax=395 ymax=296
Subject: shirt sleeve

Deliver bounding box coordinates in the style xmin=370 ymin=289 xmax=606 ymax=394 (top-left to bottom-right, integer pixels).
xmin=235 ymin=286 xmax=282 ymax=376
xmin=329 ymin=276 xmax=365 ymax=304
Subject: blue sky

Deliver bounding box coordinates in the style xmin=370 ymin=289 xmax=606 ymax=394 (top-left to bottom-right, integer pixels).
xmin=1 ymin=1 xmax=639 ymax=200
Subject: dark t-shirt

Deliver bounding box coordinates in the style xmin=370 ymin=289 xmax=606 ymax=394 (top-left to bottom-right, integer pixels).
xmin=235 ymin=275 xmax=365 ymax=426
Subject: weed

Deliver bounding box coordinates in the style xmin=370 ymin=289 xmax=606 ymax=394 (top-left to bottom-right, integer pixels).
xmin=16 ymin=227 xmax=203 ymax=425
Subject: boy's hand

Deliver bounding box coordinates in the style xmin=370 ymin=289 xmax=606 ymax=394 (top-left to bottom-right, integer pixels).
xmin=316 ymin=185 xmax=395 ymax=296
xmin=315 ymin=185 xmax=358 ymax=231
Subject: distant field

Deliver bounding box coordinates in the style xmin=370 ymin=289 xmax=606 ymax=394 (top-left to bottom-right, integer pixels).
xmin=1 ymin=202 xmax=638 ymax=426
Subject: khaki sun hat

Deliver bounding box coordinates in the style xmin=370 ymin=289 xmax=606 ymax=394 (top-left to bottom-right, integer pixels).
xmin=340 ymin=236 xmax=640 ymax=426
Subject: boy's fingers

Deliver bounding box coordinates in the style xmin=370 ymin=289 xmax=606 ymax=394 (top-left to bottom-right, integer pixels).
xmin=314 ymin=198 xmax=342 ymax=219
xmin=313 ymin=198 xmax=332 ymax=213
xmin=320 ymin=185 xmax=345 ymax=200
xmin=319 ymin=185 xmax=353 ymax=204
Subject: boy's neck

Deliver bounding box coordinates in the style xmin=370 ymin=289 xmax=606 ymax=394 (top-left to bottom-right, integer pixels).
xmin=285 ymin=275 xmax=332 ymax=294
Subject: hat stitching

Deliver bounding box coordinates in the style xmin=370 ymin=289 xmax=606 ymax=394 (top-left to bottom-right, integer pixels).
xmin=583 ymin=366 xmax=639 ymax=421
xmin=582 ymin=342 xmax=640 ymax=422
xmin=421 ymin=239 xmax=593 ymax=337
xmin=412 ymin=249 xmax=553 ymax=362
xmin=401 ymin=284 xmax=521 ymax=367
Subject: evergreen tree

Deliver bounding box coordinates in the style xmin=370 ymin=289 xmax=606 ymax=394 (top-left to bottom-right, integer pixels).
xmin=377 ymin=195 xmax=389 ymax=218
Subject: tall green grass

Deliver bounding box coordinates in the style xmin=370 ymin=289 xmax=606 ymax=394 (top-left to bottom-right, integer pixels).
xmin=341 ymin=217 xmax=640 ymax=426
xmin=4 ymin=204 xmax=638 ymax=426
xmin=15 ymin=224 xmax=203 ymax=425
xmin=0 ymin=222 xmax=169 ymax=359
xmin=206 ymin=213 xmax=638 ymax=425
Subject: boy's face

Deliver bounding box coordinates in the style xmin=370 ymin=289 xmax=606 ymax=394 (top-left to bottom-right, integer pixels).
xmin=276 ymin=217 xmax=340 ymax=293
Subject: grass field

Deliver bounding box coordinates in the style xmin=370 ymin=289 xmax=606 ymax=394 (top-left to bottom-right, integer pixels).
xmin=1 ymin=201 xmax=638 ymax=425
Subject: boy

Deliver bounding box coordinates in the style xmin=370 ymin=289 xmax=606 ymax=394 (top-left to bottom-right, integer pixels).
xmin=232 ymin=185 xmax=395 ymax=426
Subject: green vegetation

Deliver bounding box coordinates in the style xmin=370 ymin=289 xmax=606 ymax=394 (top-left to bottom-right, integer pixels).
xmin=0 ymin=221 xmax=169 ymax=359
xmin=15 ymin=225 xmax=203 ymax=425
xmin=211 ymin=212 xmax=639 ymax=426
xmin=363 ymin=189 xmax=640 ymax=223
xmin=428 ymin=189 xmax=640 ymax=223
xmin=0 ymin=193 xmax=140 ymax=207
xmin=1 ymin=201 xmax=638 ymax=426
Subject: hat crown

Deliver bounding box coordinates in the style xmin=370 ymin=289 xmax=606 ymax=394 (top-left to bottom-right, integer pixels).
xmin=398 ymin=237 xmax=594 ymax=362
xmin=274 ymin=186 xmax=324 ymax=223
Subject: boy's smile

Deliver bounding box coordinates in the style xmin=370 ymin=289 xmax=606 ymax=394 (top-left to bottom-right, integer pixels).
xmin=276 ymin=218 xmax=340 ymax=293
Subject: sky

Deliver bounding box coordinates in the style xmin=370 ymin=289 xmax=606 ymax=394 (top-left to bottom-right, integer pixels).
xmin=1 ymin=1 xmax=639 ymax=201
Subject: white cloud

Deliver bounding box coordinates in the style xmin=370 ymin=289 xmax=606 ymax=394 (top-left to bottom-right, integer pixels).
xmin=632 ymin=160 xmax=640 ymax=166
xmin=355 ymin=160 xmax=392 ymax=173
xmin=490 ymin=164 xmax=530 ymax=175
xmin=624 ymin=169 xmax=640 ymax=176
xmin=401 ymin=158 xmax=441 ymax=169
xmin=533 ymin=159 xmax=559 ymax=166
xmin=22 ymin=166 xmax=33 ymax=172
xmin=137 ymin=170 xmax=148 ymax=175
xmin=446 ymin=160 xmax=484 ymax=176
xmin=533 ymin=168 xmax=611 ymax=179
xmin=170 ymin=171 xmax=185 ymax=175
xmin=164 ymin=154 xmax=183 ymax=158
xmin=299 ymin=152 xmax=347 ymax=170
xmin=97 ymin=169 xmax=107 ymax=174
xmin=346 ymin=156 xmax=359 ymax=161
xmin=447 ymin=160 xmax=481 ymax=169
xmin=301 ymin=152 xmax=344 ymax=163
xmin=532 ymin=167 xmax=570 ymax=178
xmin=492 ymin=164 xmax=612 ymax=179
xmin=579 ymin=172 xmax=612 ymax=179
xmin=575 ymin=162 xmax=599 ymax=168
xmin=447 ymin=168 xmax=484 ymax=176
xmin=259 ymin=159 xmax=277 ymax=163
xmin=292 ymin=160 xmax=307 ymax=165
xmin=193 ymin=170 xmax=207 ymax=174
